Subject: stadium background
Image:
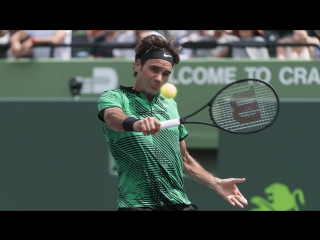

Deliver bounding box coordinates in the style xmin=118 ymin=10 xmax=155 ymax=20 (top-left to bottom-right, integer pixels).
xmin=0 ymin=32 xmax=319 ymax=211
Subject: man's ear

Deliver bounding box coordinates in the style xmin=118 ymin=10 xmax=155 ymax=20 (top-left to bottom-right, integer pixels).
xmin=134 ymin=59 xmax=141 ymax=71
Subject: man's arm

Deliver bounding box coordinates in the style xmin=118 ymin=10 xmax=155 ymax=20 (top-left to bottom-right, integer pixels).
xmin=180 ymin=139 xmax=219 ymax=189
xmin=103 ymin=107 xmax=128 ymax=131
xmin=180 ymin=139 xmax=248 ymax=208
xmin=103 ymin=107 xmax=161 ymax=136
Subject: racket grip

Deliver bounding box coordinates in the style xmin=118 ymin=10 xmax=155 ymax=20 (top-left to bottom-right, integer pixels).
xmin=160 ymin=118 xmax=181 ymax=129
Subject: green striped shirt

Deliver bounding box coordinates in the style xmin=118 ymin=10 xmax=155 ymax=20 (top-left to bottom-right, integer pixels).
xmin=98 ymin=86 xmax=191 ymax=208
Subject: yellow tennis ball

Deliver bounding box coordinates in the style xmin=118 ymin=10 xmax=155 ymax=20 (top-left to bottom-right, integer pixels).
xmin=160 ymin=83 xmax=177 ymax=99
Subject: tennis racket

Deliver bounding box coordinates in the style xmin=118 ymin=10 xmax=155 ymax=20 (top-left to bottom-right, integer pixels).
xmin=160 ymin=78 xmax=280 ymax=134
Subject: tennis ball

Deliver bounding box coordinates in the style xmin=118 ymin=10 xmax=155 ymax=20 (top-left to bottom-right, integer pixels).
xmin=160 ymin=83 xmax=177 ymax=99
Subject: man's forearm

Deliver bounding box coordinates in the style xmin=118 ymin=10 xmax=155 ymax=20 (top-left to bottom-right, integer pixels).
xmin=103 ymin=107 xmax=128 ymax=132
xmin=183 ymin=155 xmax=218 ymax=191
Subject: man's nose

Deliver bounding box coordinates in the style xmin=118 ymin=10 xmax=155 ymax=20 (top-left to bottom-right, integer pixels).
xmin=154 ymin=73 xmax=162 ymax=82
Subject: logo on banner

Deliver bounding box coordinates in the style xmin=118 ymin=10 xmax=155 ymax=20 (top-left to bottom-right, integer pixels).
xmin=250 ymin=182 xmax=305 ymax=211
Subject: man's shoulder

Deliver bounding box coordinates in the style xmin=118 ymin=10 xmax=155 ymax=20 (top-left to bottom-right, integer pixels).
xmin=160 ymin=97 xmax=178 ymax=108
xmin=100 ymin=88 xmax=122 ymax=97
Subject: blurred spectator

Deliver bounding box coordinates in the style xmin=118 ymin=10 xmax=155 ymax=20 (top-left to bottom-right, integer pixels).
xmin=276 ymin=30 xmax=320 ymax=60
xmin=0 ymin=30 xmax=10 ymax=58
xmin=156 ymin=30 xmax=193 ymax=59
xmin=86 ymin=30 xmax=105 ymax=43
xmin=272 ymin=30 xmax=293 ymax=38
xmin=308 ymin=30 xmax=320 ymax=40
xmin=190 ymin=30 xmax=240 ymax=58
xmin=113 ymin=30 xmax=164 ymax=59
xmin=0 ymin=30 xmax=9 ymax=38
xmin=9 ymin=30 xmax=72 ymax=60
xmin=308 ymin=30 xmax=320 ymax=59
xmin=262 ymin=30 xmax=283 ymax=57
xmin=263 ymin=30 xmax=279 ymax=42
xmin=181 ymin=30 xmax=214 ymax=42
xmin=88 ymin=30 xmax=120 ymax=58
xmin=178 ymin=30 xmax=214 ymax=59
xmin=232 ymin=30 xmax=270 ymax=59
xmin=157 ymin=30 xmax=191 ymax=40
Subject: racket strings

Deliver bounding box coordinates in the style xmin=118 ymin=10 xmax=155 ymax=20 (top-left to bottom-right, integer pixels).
xmin=211 ymin=81 xmax=278 ymax=133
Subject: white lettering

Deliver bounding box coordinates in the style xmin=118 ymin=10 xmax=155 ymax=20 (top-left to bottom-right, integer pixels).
xmin=244 ymin=66 xmax=271 ymax=82
xmin=244 ymin=67 xmax=256 ymax=78
xmin=279 ymin=66 xmax=293 ymax=85
xmin=193 ymin=66 xmax=207 ymax=85
xmin=168 ymin=69 xmax=179 ymax=84
xmin=225 ymin=67 xmax=237 ymax=84
xmin=208 ymin=67 xmax=224 ymax=84
xmin=169 ymin=65 xmax=319 ymax=86
xmin=81 ymin=67 xmax=118 ymax=94
xmin=255 ymin=67 xmax=271 ymax=83
xmin=294 ymin=67 xmax=307 ymax=85
xmin=179 ymin=66 xmax=193 ymax=85
xmin=170 ymin=66 xmax=238 ymax=85
xmin=308 ymin=67 xmax=320 ymax=84
xmin=279 ymin=66 xmax=320 ymax=85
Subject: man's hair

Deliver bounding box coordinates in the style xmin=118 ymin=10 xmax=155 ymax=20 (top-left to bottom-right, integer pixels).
xmin=133 ymin=34 xmax=183 ymax=77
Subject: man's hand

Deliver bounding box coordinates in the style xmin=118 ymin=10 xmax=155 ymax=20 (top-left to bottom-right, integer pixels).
xmin=215 ymin=178 xmax=248 ymax=209
xmin=133 ymin=117 xmax=161 ymax=136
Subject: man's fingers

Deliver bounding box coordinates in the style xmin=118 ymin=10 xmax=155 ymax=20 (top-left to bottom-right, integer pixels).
xmin=234 ymin=178 xmax=246 ymax=183
xmin=230 ymin=197 xmax=245 ymax=209
xmin=138 ymin=117 xmax=161 ymax=136
xmin=237 ymin=195 xmax=248 ymax=206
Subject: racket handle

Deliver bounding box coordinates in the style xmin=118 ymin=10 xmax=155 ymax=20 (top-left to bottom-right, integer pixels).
xmin=160 ymin=118 xmax=181 ymax=129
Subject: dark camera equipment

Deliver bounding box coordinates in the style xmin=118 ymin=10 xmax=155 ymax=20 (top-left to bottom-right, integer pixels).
xmin=69 ymin=76 xmax=83 ymax=100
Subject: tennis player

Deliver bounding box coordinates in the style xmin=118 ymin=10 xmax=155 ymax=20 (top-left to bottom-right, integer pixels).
xmin=97 ymin=34 xmax=248 ymax=211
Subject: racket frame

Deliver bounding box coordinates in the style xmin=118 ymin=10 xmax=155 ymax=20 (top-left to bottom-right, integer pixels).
xmin=208 ymin=78 xmax=280 ymax=134
xmin=161 ymin=79 xmax=280 ymax=134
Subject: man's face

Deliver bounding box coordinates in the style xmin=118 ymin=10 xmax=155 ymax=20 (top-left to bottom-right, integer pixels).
xmin=134 ymin=58 xmax=172 ymax=97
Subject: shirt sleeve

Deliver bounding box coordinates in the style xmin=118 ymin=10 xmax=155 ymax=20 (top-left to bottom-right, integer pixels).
xmin=97 ymin=90 xmax=122 ymax=122
xmin=178 ymin=124 xmax=188 ymax=141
